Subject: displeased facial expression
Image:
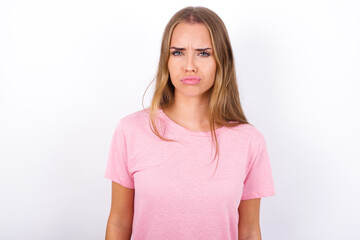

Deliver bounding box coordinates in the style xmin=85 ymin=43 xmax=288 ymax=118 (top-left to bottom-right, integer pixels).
xmin=168 ymin=22 xmax=217 ymax=98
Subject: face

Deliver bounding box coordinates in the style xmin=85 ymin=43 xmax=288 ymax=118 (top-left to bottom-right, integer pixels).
xmin=168 ymin=22 xmax=216 ymax=99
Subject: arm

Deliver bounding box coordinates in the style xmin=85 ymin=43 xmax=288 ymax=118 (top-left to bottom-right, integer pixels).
xmin=238 ymin=198 xmax=262 ymax=240
xmin=105 ymin=181 xmax=135 ymax=240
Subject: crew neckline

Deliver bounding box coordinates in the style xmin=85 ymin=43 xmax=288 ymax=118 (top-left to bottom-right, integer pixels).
xmin=157 ymin=108 xmax=227 ymax=137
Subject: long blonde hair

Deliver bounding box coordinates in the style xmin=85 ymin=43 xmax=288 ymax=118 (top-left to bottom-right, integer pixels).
xmin=141 ymin=6 xmax=249 ymax=176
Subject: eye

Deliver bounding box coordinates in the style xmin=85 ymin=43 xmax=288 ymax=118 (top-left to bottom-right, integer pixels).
xmin=199 ymin=51 xmax=210 ymax=57
xmin=171 ymin=51 xmax=183 ymax=56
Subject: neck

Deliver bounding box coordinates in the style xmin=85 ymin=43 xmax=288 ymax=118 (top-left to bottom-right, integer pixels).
xmin=162 ymin=92 xmax=214 ymax=131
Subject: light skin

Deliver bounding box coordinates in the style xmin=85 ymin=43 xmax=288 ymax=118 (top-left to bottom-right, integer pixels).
xmin=105 ymin=182 xmax=134 ymax=240
xmin=164 ymin=22 xmax=218 ymax=131
xmin=238 ymin=198 xmax=262 ymax=240
xmin=165 ymin=22 xmax=262 ymax=239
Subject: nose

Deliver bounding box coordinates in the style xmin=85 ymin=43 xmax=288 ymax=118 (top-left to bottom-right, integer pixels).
xmin=184 ymin=54 xmax=197 ymax=73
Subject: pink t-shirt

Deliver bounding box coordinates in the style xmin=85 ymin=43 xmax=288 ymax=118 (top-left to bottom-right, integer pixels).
xmin=104 ymin=108 xmax=276 ymax=240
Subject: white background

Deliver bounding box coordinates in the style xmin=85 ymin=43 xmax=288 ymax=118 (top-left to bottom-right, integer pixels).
xmin=1 ymin=0 xmax=359 ymax=239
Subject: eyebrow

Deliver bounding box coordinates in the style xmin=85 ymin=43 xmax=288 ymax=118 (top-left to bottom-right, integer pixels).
xmin=170 ymin=47 xmax=212 ymax=51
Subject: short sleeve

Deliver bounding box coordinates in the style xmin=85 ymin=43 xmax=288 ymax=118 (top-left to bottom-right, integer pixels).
xmin=241 ymin=134 xmax=276 ymax=200
xmin=104 ymin=120 xmax=135 ymax=189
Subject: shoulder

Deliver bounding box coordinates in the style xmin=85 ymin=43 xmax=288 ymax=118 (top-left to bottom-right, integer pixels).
xmin=120 ymin=108 xmax=149 ymax=124
xmin=115 ymin=108 xmax=150 ymax=134
xmin=228 ymin=123 xmax=267 ymax=147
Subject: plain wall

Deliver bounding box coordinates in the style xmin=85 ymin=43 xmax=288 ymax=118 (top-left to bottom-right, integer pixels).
xmin=1 ymin=0 xmax=359 ymax=239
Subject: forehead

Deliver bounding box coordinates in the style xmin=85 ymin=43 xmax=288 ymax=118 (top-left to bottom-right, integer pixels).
xmin=170 ymin=22 xmax=212 ymax=47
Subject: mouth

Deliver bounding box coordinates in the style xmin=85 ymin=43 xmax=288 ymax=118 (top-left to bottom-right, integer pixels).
xmin=181 ymin=76 xmax=201 ymax=85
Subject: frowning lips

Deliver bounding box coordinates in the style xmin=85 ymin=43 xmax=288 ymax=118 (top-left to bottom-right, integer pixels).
xmin=181 ymin=76 xmax=201 ymax=81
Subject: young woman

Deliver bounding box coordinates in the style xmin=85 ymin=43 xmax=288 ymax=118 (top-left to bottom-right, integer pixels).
xmin=105 ymin=6 xmax=276 ymax=240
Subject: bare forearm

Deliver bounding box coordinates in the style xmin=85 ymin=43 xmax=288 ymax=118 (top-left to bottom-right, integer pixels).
xmin=239 ymin=234 xmax=261 ymax=240
xmin=105 ymin=222 xmax=132 ymax=240
xmin=238 ymin=226 xmax=261 ymax=240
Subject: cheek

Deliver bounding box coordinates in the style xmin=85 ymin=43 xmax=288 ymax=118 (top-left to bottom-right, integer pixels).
xmin=167 ymin=59 xmax=172 ymax=71
xmin=168 ymin=58 xmax=177 ymax=74
xmin=204 ymin=61 xmax=216 ymax=77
